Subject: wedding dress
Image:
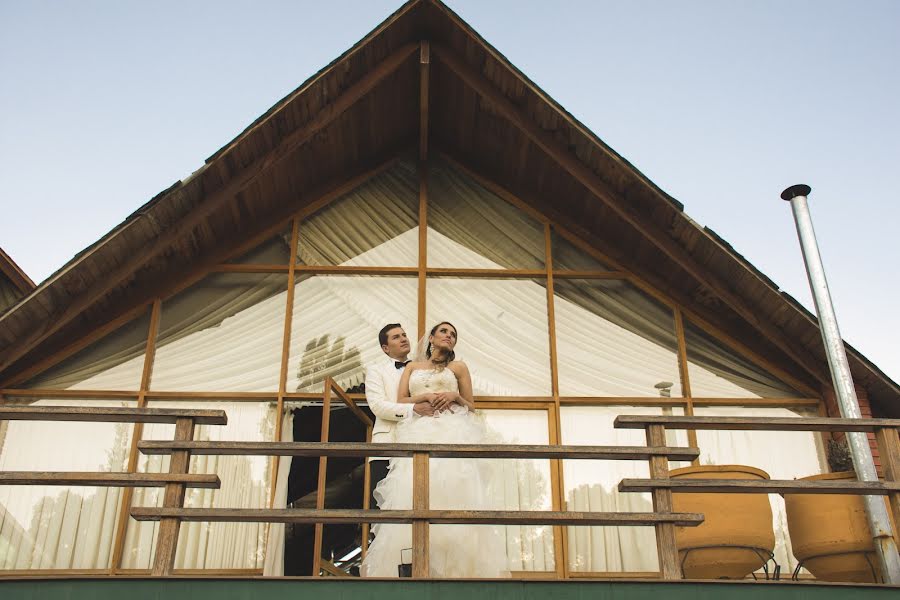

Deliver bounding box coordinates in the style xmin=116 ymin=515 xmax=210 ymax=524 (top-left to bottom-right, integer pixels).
xmin=361 ymin=367 xmax=509 ymax=578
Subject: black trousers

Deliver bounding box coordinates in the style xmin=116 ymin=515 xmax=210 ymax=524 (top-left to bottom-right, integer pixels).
xmin=368 ymin=459 xmax=389 ymax=509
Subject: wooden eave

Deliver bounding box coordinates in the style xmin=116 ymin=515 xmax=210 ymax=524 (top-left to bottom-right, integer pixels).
xmin=0 ymin=0 xmax=897 ymax=414
xmin=0 ymin=247 xmax=36 ymax=299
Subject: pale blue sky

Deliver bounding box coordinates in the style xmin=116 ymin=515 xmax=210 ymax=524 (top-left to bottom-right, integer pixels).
xmin=1 ymin=0 xmax=898 ymax=383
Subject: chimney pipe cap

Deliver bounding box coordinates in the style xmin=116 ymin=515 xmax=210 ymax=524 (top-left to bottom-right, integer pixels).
xmin=781 ymin=184 xmax=812 ymax=201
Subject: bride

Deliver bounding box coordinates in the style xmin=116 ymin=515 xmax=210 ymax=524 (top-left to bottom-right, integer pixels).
xmin=361 ymin=321 xmax=509 ymax=578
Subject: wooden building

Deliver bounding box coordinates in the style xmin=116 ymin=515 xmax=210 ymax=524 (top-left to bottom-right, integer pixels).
xmin=1 ymin=1 xmax=898 ymax=597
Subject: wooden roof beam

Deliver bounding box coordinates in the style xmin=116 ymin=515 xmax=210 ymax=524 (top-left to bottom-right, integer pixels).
xmin=0 ymin=42 xmax=419 ymax=376
xmin=0 ymin=247 xmax=36 ymax=296
xmin=432 ymin=43 xmax=829 ymax=386
xmin=419 ymin=40 xmax=430 ymax=161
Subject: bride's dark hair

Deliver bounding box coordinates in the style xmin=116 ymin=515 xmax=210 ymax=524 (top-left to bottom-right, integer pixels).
xmin=426 ymin=321 xmax=457 ymax=367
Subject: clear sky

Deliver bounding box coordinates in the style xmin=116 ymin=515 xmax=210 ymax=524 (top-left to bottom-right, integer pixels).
xmin=1 ymin=0 xmax=898 ymax=383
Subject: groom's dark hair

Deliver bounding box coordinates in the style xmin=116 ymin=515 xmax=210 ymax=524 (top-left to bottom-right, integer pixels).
xmin=378 ymin=323 xmax=403 ymax=347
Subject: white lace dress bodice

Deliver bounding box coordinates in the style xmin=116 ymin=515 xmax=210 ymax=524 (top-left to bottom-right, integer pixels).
xmin=361 ymin=365 xmax=509 ymax=578
xmin=408 ymin=367 xmax=459 ymax=395
xmin=406 ymin=368 xmax=468 ymax=418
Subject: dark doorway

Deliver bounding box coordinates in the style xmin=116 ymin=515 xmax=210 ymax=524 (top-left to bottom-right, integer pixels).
xmin=283 ymin=402 xmax=374 ymax=575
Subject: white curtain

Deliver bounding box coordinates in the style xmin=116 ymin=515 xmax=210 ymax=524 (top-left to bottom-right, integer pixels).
xmin=481 ymin=410 xmax=555 ymax=572
xmin=562 ymin=406 xmax=688 ymax=573
xmin=685 ymin=323 xmax=802 ymax=398
xmin=263 ymin=408 xmax=295 ymax=576
xmin=122 ymin=402 xmax=274 ymax=570
xmin=0 ymin=399 xmax=131 ymax=570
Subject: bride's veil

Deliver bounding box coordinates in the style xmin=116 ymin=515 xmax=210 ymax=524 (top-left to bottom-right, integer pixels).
xmin=412 ymin=334 xmax=429 ymax=362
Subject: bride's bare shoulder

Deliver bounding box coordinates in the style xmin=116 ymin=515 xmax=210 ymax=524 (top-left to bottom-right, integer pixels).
xmin=407 ymin=360 xmax=431 ymax=371
xmin=448 ymin=360 xmax=469 ymax=374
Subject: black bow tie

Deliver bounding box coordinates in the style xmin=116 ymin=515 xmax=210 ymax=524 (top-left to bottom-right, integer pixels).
xmin=395 ymin=360 xmax=410 ymax=369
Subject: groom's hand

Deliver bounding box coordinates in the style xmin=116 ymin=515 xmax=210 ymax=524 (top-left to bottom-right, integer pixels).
xmin=413 ymin=402 xmax=435 ymax=416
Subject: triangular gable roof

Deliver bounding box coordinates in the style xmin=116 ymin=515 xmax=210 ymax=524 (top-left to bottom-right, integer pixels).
xmin=1 ymin=0 xmax=897 ymax=413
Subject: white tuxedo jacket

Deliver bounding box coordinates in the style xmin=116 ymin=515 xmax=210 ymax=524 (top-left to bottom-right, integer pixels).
xmin=365 ymin=355 xmax=413 ymax=459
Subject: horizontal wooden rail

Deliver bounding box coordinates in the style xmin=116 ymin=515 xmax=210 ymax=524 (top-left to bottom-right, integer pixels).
xmin=0 ymin=405 xmax=227 ymax=425
xmin=137 ymin=440 xmax=700 ymax=461
xmin=614 ymin=415 xmax=900 ymax=432
xmin=619 ymin=478 xmax=900 ymax=495
xmin=0 ymin=472 xmax=220 ymax=489
xmin=130 ymin=507 xmax=705 ymax=527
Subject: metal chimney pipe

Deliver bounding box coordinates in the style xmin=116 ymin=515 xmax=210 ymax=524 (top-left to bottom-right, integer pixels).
xmin=782 ymin=184 xmax=900 ymax=584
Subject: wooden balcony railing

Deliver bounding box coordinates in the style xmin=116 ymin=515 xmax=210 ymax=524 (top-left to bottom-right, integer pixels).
xmin=132 ymin=379 xmax=703 ymax=578
xmin=614 ymin=415 xmax=900 ymax=581
xmin=5 ymin=393 xmax=899 ymax=582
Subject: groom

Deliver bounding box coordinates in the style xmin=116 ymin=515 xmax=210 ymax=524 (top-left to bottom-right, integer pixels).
xmin=365 ymin=323 xmax=434 ymax=509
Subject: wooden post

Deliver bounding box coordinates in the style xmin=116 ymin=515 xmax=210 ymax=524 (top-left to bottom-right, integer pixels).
xmin=419 ymin=41 xmax=430 ymax=162
xmin=544 ymin=223 xmax=566 ymax=578
xmin=646 ymin=424 xmax=681 ymax=579
xmin=110 ymin=301 xmax=159 ymax=573
xmin=417 ymin=163 xmax=428 ymax=339
xmin=361 ymin=424 xmax=373 ymax=559
xmin=151 ymin=416 xmax=194 ymax=576
xmin=875 ymin=426 xmax=900 ymax=546
xmin=674 ymin=309 xmax=699 ymax=463
xmin=311 ymin=381 xmax=333 ymax=576
xmin=412 ymin=451 xmax=430 ymax=578
xmin=417 ymin=40 xmax=429 ymax=340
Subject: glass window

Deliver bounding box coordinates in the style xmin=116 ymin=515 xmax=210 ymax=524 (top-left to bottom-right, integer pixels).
xmin=0 ymin=398 xmax=135 ymax=570
xmin=226 ymin=225 xmax=293 ymax=265
xmin=298 ymin=160 xmax=419 ymax=268
xmin=551 ymin=229 xmax=608 ymax=271
xmin=288 ymin=275 xmax=417 ymax=394
xmin=426 ymin=278 xmax=551 ymax=396
xmin=427 ymin=160 xmax=545 ymax=270
xmin=23 ymin=309 xmax=151 ymax=391
xmin=561 ymin=405 xmax=688 ymax=573
xmin=481 ymin=409 xmax=555 ymax=573
xmin=150 ymin=273 xmax=287 ymax=392
xmin=693 ymin=406 xmax=827 ymax=575
xmin=122 ymin=400 xmax=275 ymax=570
xmin=684 ymin=321 xmax=804 ymax=398
xmin=555 ymin=279 xmax=682 ymax=397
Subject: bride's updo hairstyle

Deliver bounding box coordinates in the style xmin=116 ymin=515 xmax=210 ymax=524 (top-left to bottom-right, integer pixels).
xmin=426 ymin=321 xmax=457 ymax=368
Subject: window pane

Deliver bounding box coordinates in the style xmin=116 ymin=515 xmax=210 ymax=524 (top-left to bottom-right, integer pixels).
xmin=693 ymin=406 xmax=826 ymax=575
xmin=288 ymin=276 xmax=417 ymax=394
xmin=150 ymin=273 xmax=287 ymax=392
xmin=426 ymin=278 xmax=551 ymax=396
xmin=122 ymin=400 xmax=275 ymax=570
xmin=561 ymin=406 xmax=687 ymax=573
xmin=428 ymin=160 xmax=545 ymax=269
xmin=0 ymin=398 xmax=135 ymax=570
xmin=685 ymin=320 xmax=803 ymax=398
xmin=226 ymin=225 xmax=293 ymax=265
xmin=481 ymin=409 xmax=555 ymax=573
xmin=23 ymin=309 xmax=150 ymax=390
xmin=299 ymin=160 xmax=418 ymax=267
xmin=551 ymin=229 xmax=608 ymax=271
xmin=555 ymin=279 xmax=682 ymax=397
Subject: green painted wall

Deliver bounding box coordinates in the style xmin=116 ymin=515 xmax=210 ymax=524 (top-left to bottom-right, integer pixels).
xmin=0 ymin=578 xmax=897 ymax=600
